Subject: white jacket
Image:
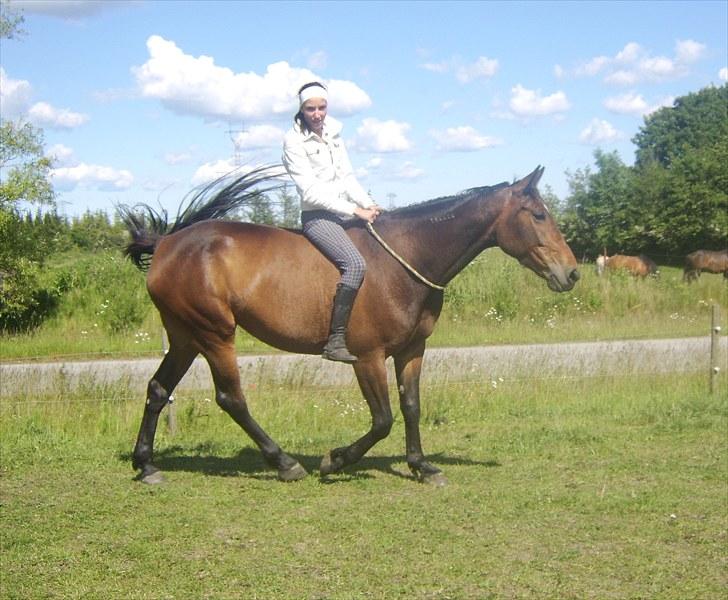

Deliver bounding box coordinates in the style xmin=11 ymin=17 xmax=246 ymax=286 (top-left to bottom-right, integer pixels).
xmin=282 ymin=116 xmax=373 ymax=216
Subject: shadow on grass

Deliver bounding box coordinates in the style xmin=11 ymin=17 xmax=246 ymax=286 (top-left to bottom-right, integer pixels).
xmin=119 ymin=445 xmax=500 ymax=483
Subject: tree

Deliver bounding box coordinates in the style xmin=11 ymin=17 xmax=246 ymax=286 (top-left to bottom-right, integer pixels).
xmin=0 ymin=8 xmax=63 ymax=331
xmin=632 ymin=84 xmax=728 ymax=256
xmin=633 ymin=84 xmax=728 ymax=169
xmin=562 ymin=84 xmax=728 ymax=261
xmin=0 ymin=121 xmax=55 ymax=209
xmin=276 ymin=186 xmax=300 ymax=228
xmin=559 ymin=150 xmax=635 ymax=259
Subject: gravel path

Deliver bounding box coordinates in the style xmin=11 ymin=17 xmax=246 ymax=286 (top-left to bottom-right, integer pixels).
xmin=2 ymin=337 xmax=725 ymax=396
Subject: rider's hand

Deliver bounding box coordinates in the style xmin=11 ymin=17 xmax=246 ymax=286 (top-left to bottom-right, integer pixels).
xmin=354 ymin=205 xmax=382 ymax=224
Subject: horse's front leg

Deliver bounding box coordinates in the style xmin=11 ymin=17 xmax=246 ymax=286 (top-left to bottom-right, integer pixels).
xmin=394 ymin=341 xmax=447 ymax=486
xmin=320 ymin=354 xmax=393 ymax=477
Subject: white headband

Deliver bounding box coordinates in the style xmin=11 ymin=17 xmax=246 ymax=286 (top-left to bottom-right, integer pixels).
xmin=299 ymin=84 xmax=328 ymax=107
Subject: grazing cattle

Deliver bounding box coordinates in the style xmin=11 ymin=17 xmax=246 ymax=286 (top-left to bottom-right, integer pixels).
xmin=605 ymin=254 xmax=658 ymax=278
xmin=683 ymin=249 xmax=728 ymax=282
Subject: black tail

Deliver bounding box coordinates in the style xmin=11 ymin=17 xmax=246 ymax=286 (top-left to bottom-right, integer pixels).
xmin=117 ymin=165 xmax=285 ymax=271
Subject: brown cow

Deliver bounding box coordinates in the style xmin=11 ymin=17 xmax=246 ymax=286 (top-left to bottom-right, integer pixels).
xmin=683 ymin=249 xmax=728 ymax=282
xmin=605 ymin=254 xmax=658 ymax=278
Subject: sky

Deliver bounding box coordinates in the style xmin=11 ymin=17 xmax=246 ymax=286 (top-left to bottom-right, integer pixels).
xmin=1 ymin=0 xmax=726 ymax=218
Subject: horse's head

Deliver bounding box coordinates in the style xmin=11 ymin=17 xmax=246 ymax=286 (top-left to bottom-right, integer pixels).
xmin=496 ymin=166 xmax=579 ymax=292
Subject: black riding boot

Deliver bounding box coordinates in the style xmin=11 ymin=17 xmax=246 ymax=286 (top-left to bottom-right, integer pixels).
xmin=322 ymin=283 xmax=359 ymax=363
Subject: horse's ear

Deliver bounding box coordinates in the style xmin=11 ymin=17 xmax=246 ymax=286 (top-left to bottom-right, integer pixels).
xmin=524 ymin=165 xmax=544 ymax=195
xmin=513 ymin=166 xmax=545 ymax=194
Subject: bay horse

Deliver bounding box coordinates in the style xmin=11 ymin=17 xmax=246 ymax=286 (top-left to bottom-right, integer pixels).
xmin=683 ymin=249 xmax=728 ymax=282
xmin=120 ymin=165 xmax=579 ymax=486
xmin=604 ymin=254 xmax=658 ymax=278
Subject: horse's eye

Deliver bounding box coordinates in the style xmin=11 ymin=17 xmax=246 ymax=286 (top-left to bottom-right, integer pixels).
xmin=533 ymin=211 xmax=546 ymax=222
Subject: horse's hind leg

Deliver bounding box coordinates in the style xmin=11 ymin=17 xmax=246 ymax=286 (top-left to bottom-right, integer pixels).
xmin=132 ymin=341 xmax=197 ymax=483
xmin=204 ymin=340 xmax=307 ymax=482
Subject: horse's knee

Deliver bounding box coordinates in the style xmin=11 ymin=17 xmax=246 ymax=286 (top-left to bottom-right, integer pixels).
xmin=145 ymin=379 xmax=169 ymax=413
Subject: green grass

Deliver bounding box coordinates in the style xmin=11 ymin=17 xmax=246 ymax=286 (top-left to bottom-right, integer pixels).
xmin=1 ymin=372 xmax=726 ymax=598
xmin=2 ymin=248 xmax=726 ymax=361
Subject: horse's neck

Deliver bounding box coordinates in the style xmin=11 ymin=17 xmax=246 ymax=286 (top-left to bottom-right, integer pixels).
xmin=383 ymin=193 xmax=502 ymax=285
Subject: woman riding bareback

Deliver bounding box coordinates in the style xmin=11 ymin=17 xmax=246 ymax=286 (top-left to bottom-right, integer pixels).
xmin=282 ymin=81 xmax=381 ymax=364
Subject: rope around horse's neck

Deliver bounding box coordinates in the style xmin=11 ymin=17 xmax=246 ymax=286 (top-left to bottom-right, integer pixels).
xmin=366 ymin=222 xmax=446 ymax=291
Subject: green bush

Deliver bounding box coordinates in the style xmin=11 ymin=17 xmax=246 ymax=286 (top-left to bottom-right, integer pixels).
xmin=0 ymin=258 xmax=64 ymax=332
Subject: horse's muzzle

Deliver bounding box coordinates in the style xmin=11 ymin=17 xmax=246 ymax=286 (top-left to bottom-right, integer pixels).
xmin=548 ymin=267 xmax=580 ymax=292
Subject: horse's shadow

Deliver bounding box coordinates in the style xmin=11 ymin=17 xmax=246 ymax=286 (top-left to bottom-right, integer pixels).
xmin=120 ymin=446 xmax=500 ymax=483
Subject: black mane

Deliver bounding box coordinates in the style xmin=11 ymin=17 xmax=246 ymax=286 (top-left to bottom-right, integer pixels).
xmin=381 ymin=181 xmax=510 ymax=221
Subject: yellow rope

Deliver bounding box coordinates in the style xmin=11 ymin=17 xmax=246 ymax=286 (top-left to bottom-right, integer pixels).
xmin=366 ymin=222 xmax=446 ymax=291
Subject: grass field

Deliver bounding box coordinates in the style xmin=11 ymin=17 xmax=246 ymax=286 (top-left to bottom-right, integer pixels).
xmin=1 ymin=371 xmax=726 ymax=599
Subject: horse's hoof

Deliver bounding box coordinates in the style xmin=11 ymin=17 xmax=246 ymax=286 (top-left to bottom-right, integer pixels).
xmin=422 ymin=471 xmax=448 ymax=487
xmin=138 ymin=467 xmax=165 ymax=485
xmin=319 ymin=450 xmax=344 ymax=477
xmin=278 ymin=462 xmax=308 ymax=482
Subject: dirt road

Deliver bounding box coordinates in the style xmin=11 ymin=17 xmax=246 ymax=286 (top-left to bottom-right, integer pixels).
xmin=2 ymin=337 xmax=725 ymax=397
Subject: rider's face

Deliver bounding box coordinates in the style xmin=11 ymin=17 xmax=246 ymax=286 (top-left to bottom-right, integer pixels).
xmin=301 ymin=98 xmax=327 ymax=134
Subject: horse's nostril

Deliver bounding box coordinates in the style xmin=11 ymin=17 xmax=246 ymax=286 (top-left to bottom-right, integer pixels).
xmin=570 ymin=269 xmax=580 ymax=282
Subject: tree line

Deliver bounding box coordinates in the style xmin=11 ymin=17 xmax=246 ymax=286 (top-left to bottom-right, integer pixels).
xmin=559 ymin=84 xmax=727 ymax=262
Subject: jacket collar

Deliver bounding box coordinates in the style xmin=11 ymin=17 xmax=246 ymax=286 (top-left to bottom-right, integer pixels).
xmin=297 ymin=115 xmax=343 ymax=140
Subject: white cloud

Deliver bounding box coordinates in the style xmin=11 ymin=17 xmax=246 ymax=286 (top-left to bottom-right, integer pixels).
xmin=191 ymin=159 xmax=238 ymax=186
xmin=575 ymin=55 xmax=610 ymax=77
xmin=232 ymin=124 xmax=286 ymax=150
xmin=579 ymin=119 xmax=624 ymax=145
xmin=164 ymin=152 xmax=192 ymax=166
xmin=675 ymin=39 xmax=706 ymax=64
xmin=421 ymin=55 xmax=498 ymax=83
xmin=190 ymin=160 xmax=286 ymax=187
xmin=432 ymin=126 xmax=502 ymax=151
xmin=456 ymin=56 xmax=499 ymax=83
xmin=615 ymin=42 xmax=642 ymax=63
xmin=421 ymin=60 xmax=450 ymax=74
xmin=47 ymin=144 xmax=75 ymax=166
xmin=570 ymin=40 xmax=706 ymax=85
xmin=604 ymin=92 xmax=649 ymax=115
xmin=604 ymin=92 xmax=674 ymax=116
xmin=0 ymin=68 xmax=32 ymax=118
xmin=509 ymin=84 xmax=570 ymax=118
xmin=393 ymin=161 xmax=425 ymax=180
xmin=719 ymin=67 xmax=728 ymax=81
xmin=51 ymin=163 xmax=134 ymax=191
xmin=0 ymin=68 xmax=88 ymax=128
xmin=133 ymin=36 xmax=371 ymax=122
xmin=354 ymin=118 xmax=412 ymax=152
xmin=645 ymin=95 xmax=675 ymax=115
xmin=27 ymin=101 xmax=89 ymax=129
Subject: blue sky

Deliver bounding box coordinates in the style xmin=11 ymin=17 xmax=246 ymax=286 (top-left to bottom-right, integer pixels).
xmin=1 ymin=0 xmax=726 ymax=217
